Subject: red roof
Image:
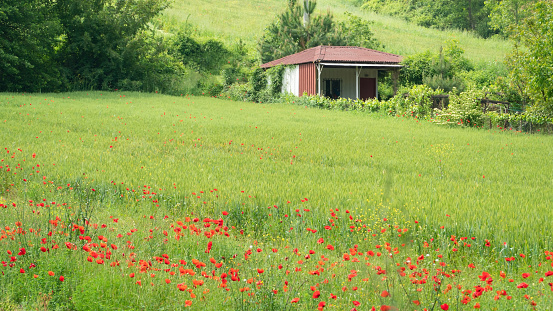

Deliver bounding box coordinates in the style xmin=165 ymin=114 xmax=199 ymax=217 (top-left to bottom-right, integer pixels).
xmin=261 ymin=46 xmax=402 ymax=68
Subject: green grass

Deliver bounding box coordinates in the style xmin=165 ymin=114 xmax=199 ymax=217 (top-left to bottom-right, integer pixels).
xmin=163 ymin=0 xmax=511 ymax=64
xmin=1 ymin=92 xmax=552 ymax=310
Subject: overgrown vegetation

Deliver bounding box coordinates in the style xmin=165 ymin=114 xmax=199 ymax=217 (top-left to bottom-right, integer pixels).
xmin=361 ymin=0 xmax=537 ymax=39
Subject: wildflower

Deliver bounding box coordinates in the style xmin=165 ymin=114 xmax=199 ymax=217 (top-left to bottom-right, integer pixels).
xmin=517 ymin=282 xmax=529 ymax=288
xmin=441 ymin=303 xmax=449 ymax=310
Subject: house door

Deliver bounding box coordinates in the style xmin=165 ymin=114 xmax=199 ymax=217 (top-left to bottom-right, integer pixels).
xmin=359 ymin=78 xmax=376 ymax=100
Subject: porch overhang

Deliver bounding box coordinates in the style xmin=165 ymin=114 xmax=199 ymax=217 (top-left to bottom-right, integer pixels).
xmin=318 ymin=62 xmax=403 ymax=69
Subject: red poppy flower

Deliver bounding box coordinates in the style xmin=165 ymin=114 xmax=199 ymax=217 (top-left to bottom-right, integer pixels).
xmin=59 ymin=276 xmax=64 ymax=282
xmin=317 ymin=301 xmax=326 ymax=310
xmin=441 ymin=303 xmax=449 ymax=310
xmin=517 ymin=282 xmax=529 ymax=288
xmin=313 ymin=290 xmax=321 ymax=298
xmin=291 ymin=298 xmax=299 ymax=303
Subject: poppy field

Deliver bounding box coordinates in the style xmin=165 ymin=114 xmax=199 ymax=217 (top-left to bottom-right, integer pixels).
xmin=1 ymin=92 xmax=553 ymax=310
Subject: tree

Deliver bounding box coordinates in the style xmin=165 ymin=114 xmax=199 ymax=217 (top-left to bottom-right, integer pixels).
xmin=485 ymin=0 xmax=535 ymax=37
xmin=423 ymin=47 xmax=465 ymax=93
xmin=55 ymin=0 xmax=170 ymax=90
xmin=339 ymin=12 xmax=380 ymax=50
xmin=259 ymin=0 xmax=347 ymax=63
xmin=508 ymin=1 xmax=553 ymax=114
xmin=0 ymin=0 xmax=63 ymax=91
xmin=362 ymin=0 xmax=495 ymax=38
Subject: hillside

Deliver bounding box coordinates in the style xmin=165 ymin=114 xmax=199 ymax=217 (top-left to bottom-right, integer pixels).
xmin=164 ymin=0 xmax=511 ymax=64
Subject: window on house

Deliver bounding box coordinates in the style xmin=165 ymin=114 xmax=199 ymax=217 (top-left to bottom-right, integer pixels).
xmin=323 ymin=79 xmax=342 ymax=99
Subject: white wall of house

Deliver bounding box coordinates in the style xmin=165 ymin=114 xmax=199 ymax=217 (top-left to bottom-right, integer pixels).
xmin=319 ymin=67 xmax=378 ymax=99
xmin=282 ymin=65 xmax=300 ymax=96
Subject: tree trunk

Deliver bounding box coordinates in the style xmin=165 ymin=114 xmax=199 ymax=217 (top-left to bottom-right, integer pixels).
xmin=303 ymin=0 xmax=310 ymax=27
xmin=468 ymin=0 xmax=474 ymax=30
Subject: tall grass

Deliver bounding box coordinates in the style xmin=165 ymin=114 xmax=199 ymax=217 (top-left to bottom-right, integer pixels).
xmin=1 ymin=92 xmax=551 ymax=248
xmin=1 ymin=92 xmax=552 ymax=310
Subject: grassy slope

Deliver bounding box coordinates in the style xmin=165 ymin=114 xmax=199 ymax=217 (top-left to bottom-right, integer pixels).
xmin=164 ymin=0 xmax=511 ymax=64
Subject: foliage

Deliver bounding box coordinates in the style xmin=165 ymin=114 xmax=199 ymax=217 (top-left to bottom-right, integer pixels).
xmin=259 ymin=0 xmax=353 ymax=63
xmin=401 ymin=40 xmax=473 ymax=90
xmin=400 ymin=51 xmax=435 ymax=86
xmin=434 ymin=88 xmax=486 ymax=126
xmin=56 ymin=0 xmax=171 ymax=90
xmin=119 ymin=30 xmax=187 ymax=94
xmin=338 ymin=12 xmax=381 ymax=49
xmin=386 ymin=84 xmax=442 ymax=116
xmin=0 ymin=0 xmax=63 ymax=91
xmin=361 ymin=0 xmax=495 ymax=38
xmin=507 ymin=0 xmax=553 ymax=116
xmin=175 ymin=34 xmax=230 ymax=74
xmin=486 ymin=0 xmax=535 ymax=37
xmin=266 ymin=65 xmax=286 ymax=97
xmin=423 ymin=48 xmax=466 ymax=93
xmin=248 ymin=68 xmax=268 ymax=102
xmin=0 ymin=0 xmax=194 ymax=93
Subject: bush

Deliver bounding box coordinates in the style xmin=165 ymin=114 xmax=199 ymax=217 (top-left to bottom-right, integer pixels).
xmin=434 ymin=88 xmax=486 ymax=127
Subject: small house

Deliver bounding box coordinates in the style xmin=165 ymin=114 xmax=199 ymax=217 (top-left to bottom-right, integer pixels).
xmin=261 ymin=46 xmax=402 ymax=100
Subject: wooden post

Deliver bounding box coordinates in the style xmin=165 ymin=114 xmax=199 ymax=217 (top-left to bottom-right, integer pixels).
xmin=391 ymin=69 xmax=399 ymax=96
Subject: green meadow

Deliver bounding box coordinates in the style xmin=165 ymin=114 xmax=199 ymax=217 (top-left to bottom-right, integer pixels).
xmin=164 ymin=0 xmax=511 ymax=64
xmin=1 ymin=92 xmax=552 ymax=310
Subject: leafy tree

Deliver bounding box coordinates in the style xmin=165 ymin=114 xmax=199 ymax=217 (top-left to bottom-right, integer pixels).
xmin=175 ymin=34 xmax=230 ymax=74
xmin=0 ymin=0 xmax=63 ymax=91
xmin=508 ymin=0 xmax=553 ymax=114
xmin=485 ymin=0 xmax=535 ymax=37
xmin=339 ymin=12 xmax=380 ymax=49
xmin=362 ymin=0 xmax=495 ymax=38
xmin=55 ymin=0 xmax=170 ymax=90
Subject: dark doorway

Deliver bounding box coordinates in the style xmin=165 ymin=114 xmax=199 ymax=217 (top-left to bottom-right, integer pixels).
xmin=324 ymin=79 xmax=341 ymax=99
xmin=360 ymin=78 xmax=376 ymax=100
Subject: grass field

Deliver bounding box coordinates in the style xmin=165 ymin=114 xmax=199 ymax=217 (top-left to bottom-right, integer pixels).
xmin=163 ymin=0 xmax=511 ymax=65
xmin=1 ymin=92 xmax=553 ymax=310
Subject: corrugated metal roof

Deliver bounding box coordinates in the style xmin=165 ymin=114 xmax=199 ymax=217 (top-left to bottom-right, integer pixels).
xmin=261 ymin=46 xmax=402 ymax=68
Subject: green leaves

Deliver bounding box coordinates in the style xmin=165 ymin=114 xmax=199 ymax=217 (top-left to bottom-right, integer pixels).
xmin=259 ymin=0 xmax=351 ymax=63
xmin=508 ymin=1 xmax=553 ymax=115
xmin=0 ymin=0 xmax=63 ymax=91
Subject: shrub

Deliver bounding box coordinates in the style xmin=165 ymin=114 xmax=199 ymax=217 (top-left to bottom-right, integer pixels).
xmin=434 ymin=88 xmax=486 ymax=127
